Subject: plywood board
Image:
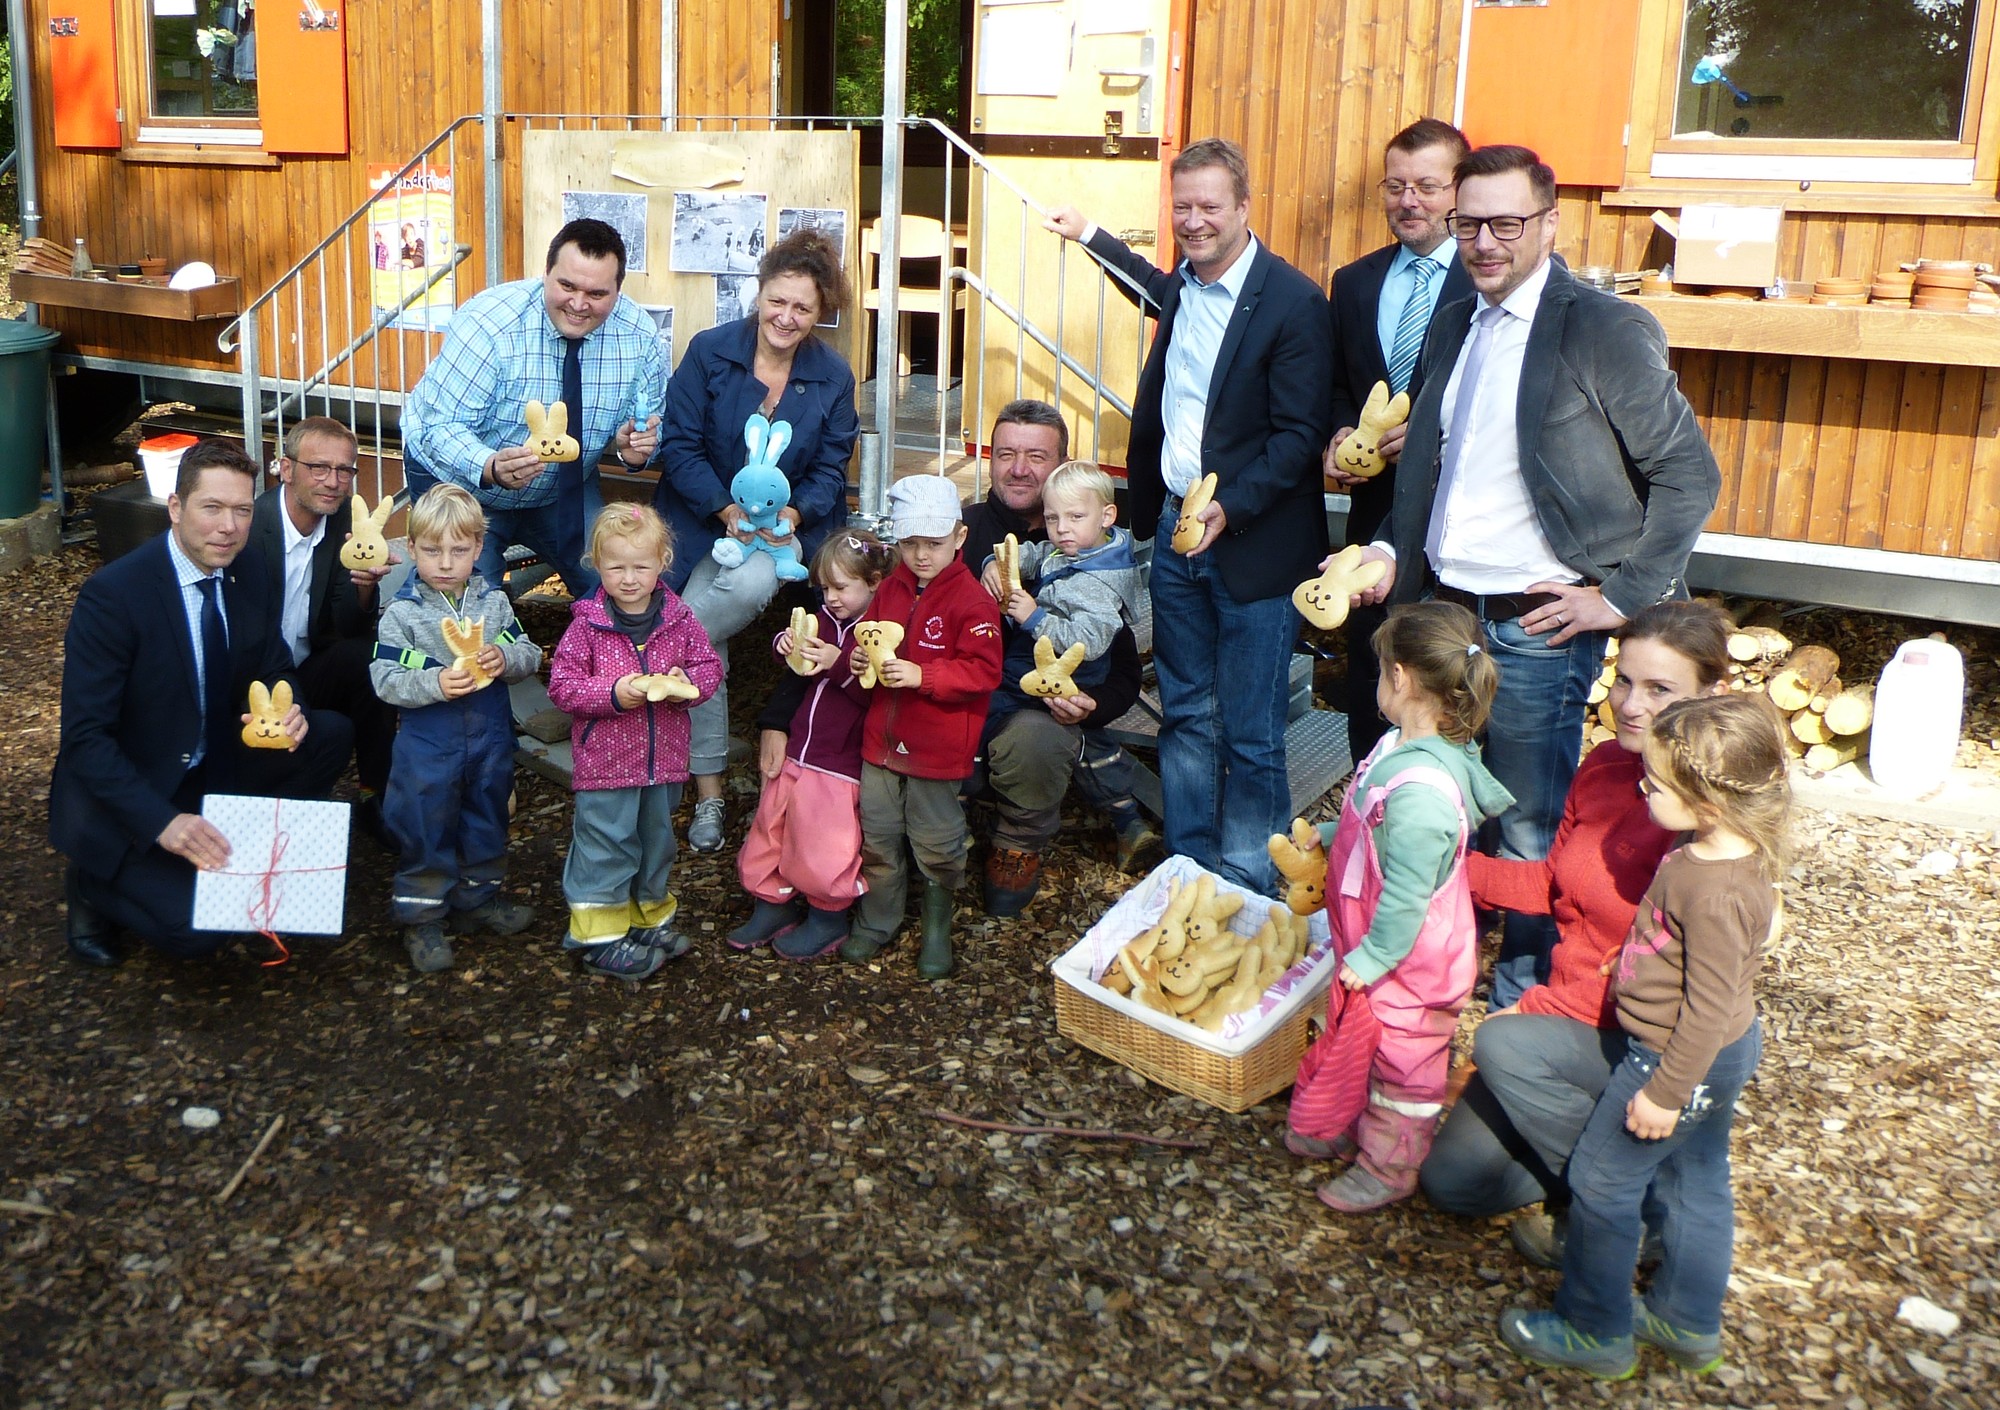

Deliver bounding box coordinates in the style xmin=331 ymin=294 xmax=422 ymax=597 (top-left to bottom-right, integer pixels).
xmin=522 ymin=128 xmax=862 ymax=373
xmin=962 ymin=155 xmax=1161 ymax=470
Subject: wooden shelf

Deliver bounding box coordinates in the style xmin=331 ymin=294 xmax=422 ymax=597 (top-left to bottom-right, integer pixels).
xmin=12 ymin=271 xmax=243 ymax=322
xmin=1625 ymin=294 xmax=2000 ymax=368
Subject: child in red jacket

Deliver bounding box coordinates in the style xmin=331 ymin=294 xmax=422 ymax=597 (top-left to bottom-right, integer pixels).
xmin=841 ymin=477 xmax=1003 ymax=980
xmin=548 ymin=505 xmax=723 ymax=980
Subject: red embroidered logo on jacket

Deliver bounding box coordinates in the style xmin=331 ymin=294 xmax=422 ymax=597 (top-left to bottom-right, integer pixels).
xmin=919 ymin=615 xmax=947 ymax=646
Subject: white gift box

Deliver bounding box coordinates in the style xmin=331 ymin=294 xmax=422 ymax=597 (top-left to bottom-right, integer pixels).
xmin=192 ymin=794 xmax=351 ymax=936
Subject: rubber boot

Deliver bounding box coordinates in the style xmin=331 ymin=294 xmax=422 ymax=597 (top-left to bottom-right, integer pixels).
xmin=1317 ymin=1100 xmax=1439 ymax=1213
xmin=727 ymin=898 xmax=804 ymax=952
xmin=917 ymin=880 xmax=955 ymax=980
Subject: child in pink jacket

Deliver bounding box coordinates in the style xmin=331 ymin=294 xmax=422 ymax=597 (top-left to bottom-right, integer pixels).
xmin=548 ymin=505 xmax=723 ymax=980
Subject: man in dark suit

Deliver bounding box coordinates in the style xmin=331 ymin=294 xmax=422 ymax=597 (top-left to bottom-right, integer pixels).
xmin=1358 ymin=145 xmax=1720 ymax=1005
xmin=1048 ymin=137 xmax=1334 ymax=895
xmin=250 ymin=415 xmax=398 ymax=842
xmin=50 ymin=440 xmax=354 ymax=965
xmin=1325 ymin=118 xmax=1472 ymax=761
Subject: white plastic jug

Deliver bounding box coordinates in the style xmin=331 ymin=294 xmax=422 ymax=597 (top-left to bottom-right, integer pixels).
xmin=1868 ymin=638 xmax=1965 ymax=796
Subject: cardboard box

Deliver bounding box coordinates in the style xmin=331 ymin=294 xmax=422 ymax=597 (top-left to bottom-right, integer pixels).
xmin=1672 ymin=205 xmax=1784 ymax=289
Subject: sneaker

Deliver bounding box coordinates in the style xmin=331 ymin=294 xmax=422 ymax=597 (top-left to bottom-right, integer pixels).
xmin=1498 ymin=1308 xmax=1637 ymax=1381
xmin=775 ymin=907 xmax=850 ymax=961
xmin=1114 ymin=817 xmax=1161 ymax=873
xmin=1285 ymin=1129 xmax=1356 ymax=1162
xmin=456 ymin=897 xmax=537 ymax=936
xmin=1316 ymin=1164 xmax=1408 ymax=1213
xmin=982 ymin=847 xmax=1042 ymax=917
xmin=1632 ymin=1296 xmax=1724 ymax=1374
xmin=918 ymin=880 xmax=955 ymax=980
xmin=404 ymin=922 xmax=454 ymax=973
xmin=578 ymin=936 xmax=666 ymax=980
xmin=688 ymin=797 xmax=728 ymax=853
xmin=727 ymin=898 xmax=803 ymax=952
xmin=629 ymin=922 xmax=692 ymax=959
xmin=1510 ymin=1212 xmax=1565 ymax=1270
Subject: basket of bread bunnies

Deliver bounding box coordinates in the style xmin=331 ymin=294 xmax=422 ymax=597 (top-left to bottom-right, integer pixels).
xmin=1050 ymin=844 xmax=1336 ymax=1113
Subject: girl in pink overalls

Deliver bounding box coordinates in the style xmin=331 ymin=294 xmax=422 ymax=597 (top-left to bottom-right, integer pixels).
xmin=1287 ymin=602 xmax=1513 ymax=1212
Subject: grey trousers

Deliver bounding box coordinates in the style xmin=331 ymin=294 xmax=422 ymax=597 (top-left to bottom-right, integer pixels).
xmin=562 ymin=783 xmax=683 ymax=942
xmin=853 ymin=763 xmax=968 ymax=946
xmin=987 ymin=709 xmax=1080 ymax=852
xmin=1419 ymin=1012 xmax=1625 ymax=1218
xmin=678 ymin=552 xmax=780 ymax=777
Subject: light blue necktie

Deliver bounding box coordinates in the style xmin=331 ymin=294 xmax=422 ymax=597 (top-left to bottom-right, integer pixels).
xmin=1425 ymin=304 xmax=1507 ymax=566
xmin=1386 ymin=258 xmax=1440 ymax=394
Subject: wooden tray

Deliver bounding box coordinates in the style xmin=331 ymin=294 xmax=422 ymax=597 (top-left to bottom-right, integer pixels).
xmin=12 ymin=270 xmax=242 ymax=322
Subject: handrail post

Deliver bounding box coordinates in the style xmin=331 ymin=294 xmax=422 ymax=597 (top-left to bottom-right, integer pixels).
xmin=482 ymin=0 xmax=504 ymax=287
xmin=239 ymin=316 xmax=262 ymax=459
xmin=865 ymin=5 xmax=911 ymax=526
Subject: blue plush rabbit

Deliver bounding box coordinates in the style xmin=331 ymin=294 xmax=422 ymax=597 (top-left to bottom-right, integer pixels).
xmin=712 ymin=414 xmax=810 ymax=582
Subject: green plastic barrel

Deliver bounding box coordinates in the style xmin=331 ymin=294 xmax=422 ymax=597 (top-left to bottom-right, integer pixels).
xmin=0 ymin=321 xmax=62 ymax=520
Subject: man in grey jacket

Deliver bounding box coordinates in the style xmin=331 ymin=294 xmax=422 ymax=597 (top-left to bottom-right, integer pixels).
xmin=1357 ymin=144 xmax=1720 ymax=1007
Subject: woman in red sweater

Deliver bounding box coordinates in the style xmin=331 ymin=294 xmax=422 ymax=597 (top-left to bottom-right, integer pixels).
xmin=1419 ymin=602 xmax=1733 ymax=1240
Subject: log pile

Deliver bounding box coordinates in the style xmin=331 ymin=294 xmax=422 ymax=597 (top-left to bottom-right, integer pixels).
xmin=1579 ymin=605 xmax=1873 ymax=773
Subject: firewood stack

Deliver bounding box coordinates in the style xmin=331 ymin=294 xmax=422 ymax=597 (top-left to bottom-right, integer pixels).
xmin=1578 ymin=604 xmax=1873 ymax=774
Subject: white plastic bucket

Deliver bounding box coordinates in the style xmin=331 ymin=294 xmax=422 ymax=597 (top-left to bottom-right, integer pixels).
xmin=1869 ymin=638 xmax=1965 ymax=797
xmin=137 ymin=434 xmax=198 ymax=499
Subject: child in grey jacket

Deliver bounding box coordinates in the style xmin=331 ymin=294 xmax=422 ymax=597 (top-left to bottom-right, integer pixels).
xmin=370 ymin=485 xmax=544 ymax=973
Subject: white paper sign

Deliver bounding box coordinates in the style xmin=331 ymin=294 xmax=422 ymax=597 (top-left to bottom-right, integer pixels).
xmin=977 ymin=11 xmax=1071 ymax=96
xmin=1077 ymin=0 xmax=1150 ymax=35
xmin=193 ymin=795 xmax=351 ymax=936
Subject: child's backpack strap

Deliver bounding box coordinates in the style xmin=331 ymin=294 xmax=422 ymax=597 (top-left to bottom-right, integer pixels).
xmin=1342 ymin=764 xmax=1472 ymax=896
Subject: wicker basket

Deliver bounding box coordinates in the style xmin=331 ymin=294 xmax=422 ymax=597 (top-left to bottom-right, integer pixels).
xmin=1049 ymin=856 xmax=1335 ymax=1113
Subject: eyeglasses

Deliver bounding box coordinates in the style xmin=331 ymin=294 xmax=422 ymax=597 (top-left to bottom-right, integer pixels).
xmin=296 ymin=459 xmax=360 ymax=482
xmin=1378 ymin=179 xmax=1452 ymax=199
xmin=1447 ymin=208 xmax=1554 ymax=242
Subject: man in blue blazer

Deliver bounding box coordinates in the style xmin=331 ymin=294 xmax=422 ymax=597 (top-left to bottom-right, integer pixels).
xmin=50 ymin=440 xmax=354 ymax=965
xmin=1358 ymin=145 xmax=1719 ymax=1005
xmin=1048 ymin=137 xmax=1334 ymax=895
xmin=1325 ymin=118 xmax=1473 ymax=761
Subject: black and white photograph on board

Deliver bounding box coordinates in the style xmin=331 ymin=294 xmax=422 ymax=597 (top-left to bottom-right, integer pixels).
xmin=713 ymin=275 xmax=758 ymax=326
xmin=561 ymin=191 xmax=651 ymax=274
xmin=672 ymin=191 xmax=769 ymax=275
xmin=639 ymin=304 xmax=674 ymax=371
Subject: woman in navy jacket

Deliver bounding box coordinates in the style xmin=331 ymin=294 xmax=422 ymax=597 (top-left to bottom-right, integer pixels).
xmin=655 ymin=229 xmax=860 ymax=851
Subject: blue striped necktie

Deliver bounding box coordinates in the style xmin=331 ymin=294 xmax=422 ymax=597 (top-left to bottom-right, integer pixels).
xmin=1387 ymin=258 xmax=1440 ymax=394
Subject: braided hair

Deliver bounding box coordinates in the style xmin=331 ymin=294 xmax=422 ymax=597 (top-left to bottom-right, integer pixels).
xmin=1643 ymin=693 xmax=1793 ymax=880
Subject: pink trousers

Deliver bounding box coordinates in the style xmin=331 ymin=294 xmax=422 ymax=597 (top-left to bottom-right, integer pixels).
xmin=736 ymin=759 xmax=867 ymax=912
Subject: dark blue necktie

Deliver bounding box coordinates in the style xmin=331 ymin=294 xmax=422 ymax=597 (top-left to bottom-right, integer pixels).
xmin=556 ymin=336 xmax=587 ymax=581
xmin=197 ymin=575 xmax=232 ymax=764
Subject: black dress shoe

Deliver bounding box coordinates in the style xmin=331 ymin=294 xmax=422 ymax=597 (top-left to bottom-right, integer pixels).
xmin=64 ymin=866 xmax=125 ymax=968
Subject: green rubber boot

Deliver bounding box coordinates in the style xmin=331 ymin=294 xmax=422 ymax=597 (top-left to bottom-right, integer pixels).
xmin=917 ymin=880 xmax=956 ymax=980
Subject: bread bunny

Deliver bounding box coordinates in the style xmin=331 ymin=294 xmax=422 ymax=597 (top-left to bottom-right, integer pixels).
xmin=339 ymin=492 xmax=398 ymax=571
xmin=241 ymin=680 xmax=295 ymax=749
xmin=525 ymin=400 xmax=581 ymax=463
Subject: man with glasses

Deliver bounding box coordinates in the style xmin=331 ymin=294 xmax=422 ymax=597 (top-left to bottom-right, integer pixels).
xmin=250 ymin=415 xmax=399 ymax=846
xmin=1324 ymin=117 xmax=1473 ymax=760
xmin=1356 ymin=144 xmax=1719 ymax=1006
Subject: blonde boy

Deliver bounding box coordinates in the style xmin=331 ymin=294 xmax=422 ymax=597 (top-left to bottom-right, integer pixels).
xmin=370 ymin=485 xmax=544 ymax=972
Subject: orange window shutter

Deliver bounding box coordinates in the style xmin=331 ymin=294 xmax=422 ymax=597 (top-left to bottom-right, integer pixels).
xmin=259 ymin=1 xmax=350 ymax=155
xmin=49 ymin=0 xmax=121 ymax=149
xmin=1460 ymin=1 xmax=1644 ymax=189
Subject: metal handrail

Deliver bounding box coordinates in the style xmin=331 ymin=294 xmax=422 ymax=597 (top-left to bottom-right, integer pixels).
xmin=951 ymin=266 xmax=1135 ymax=421
xmin=266 ymin=245 xmax=472 ymax=422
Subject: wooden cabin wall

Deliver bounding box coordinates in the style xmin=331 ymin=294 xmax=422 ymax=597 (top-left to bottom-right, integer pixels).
xmin=22 ymin=0 xmax=663 ymax=375
xmin=675 ymin=0 xmax=779 ymax=119
xmin=1185 ymin=0 xmax=1998 ymax=559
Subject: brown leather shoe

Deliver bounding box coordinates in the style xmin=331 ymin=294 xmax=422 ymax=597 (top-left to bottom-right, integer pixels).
xmin=982 ymin=847 xmax=1042 ymax=918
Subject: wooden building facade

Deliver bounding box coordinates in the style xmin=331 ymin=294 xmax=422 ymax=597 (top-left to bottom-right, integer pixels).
xmin=14 ymin=0 xmax=2000 ymax=591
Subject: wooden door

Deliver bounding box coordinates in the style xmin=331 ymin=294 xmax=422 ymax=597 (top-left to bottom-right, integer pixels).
xmin=963 ymin=0 xmax=1188 ymax=467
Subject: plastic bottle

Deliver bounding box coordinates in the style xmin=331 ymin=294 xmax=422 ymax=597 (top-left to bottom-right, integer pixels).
xmin=1868 ymin=638 xmax=1965 ymax=796
xmin=70 ymin=237 xmax=94 ymax=279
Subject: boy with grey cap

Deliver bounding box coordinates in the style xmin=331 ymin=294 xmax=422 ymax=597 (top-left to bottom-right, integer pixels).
xmin=841 ymin=476 xmax=1004 ymax=979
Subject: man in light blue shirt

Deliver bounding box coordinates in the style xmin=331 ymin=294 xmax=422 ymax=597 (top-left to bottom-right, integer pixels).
xmin=404 ymin=219 xmax=668 ymax=596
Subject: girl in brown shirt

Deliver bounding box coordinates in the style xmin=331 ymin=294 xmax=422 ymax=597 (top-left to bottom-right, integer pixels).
xmin=1499 ymin=693 xmax=1790 ymax=1381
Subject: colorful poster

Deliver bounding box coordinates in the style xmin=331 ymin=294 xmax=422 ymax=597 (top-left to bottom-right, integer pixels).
xmin=367 ymin=165 xmax=455 ymax=332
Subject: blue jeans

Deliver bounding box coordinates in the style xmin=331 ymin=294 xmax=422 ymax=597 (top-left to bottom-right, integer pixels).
xmin=1556 ymin=1024 xmax=1762 ymax=1339
xmin=1150 ymin=503 xmax=1296 ymax=895
xmin=1480 ymin=615 xmax=1608 ymax=1007
xmin=405 ymin=460 xmax=602 ymax=598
